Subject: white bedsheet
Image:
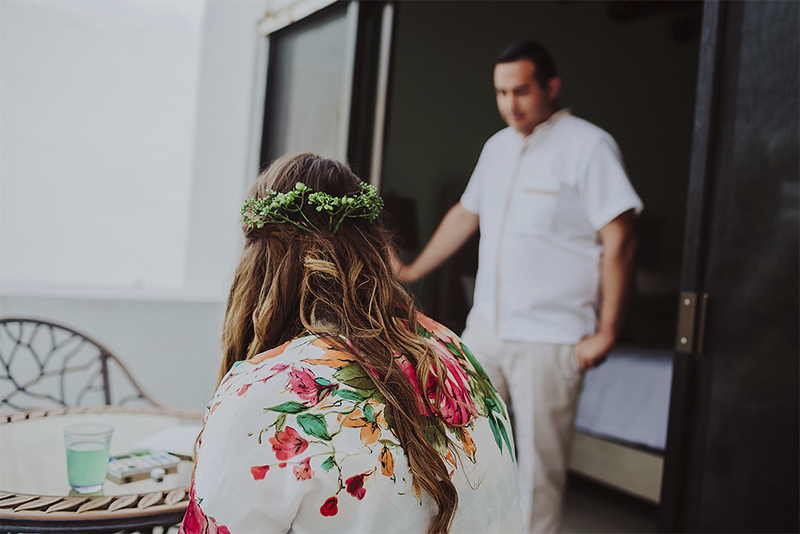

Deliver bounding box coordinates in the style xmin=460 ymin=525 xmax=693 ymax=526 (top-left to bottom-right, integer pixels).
xmin=574 ymin=345 xmax=673 ymax=451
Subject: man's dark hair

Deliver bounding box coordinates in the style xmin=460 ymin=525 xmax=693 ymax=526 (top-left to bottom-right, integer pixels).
xmin=496 ymin=40 xmax=558 ymax=88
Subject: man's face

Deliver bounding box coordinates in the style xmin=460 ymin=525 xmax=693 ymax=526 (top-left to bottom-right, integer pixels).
xmin=494 ymin=59 xmax=560 ymax=137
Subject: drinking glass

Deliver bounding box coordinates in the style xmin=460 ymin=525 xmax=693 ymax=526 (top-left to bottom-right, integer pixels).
xmin=63 ymin=423 xmax=113 ymax=493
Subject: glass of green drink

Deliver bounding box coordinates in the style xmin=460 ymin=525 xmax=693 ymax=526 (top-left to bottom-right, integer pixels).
xmin=63 ymin=423 xmax=114 ymax=493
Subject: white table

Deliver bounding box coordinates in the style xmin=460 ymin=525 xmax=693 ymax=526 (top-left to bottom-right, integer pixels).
xmin=0 ymin=406 xmax=203 ymax=533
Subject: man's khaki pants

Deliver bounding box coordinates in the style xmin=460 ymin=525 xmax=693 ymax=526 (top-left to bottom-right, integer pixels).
xmin=461 ymin=315 xmax=584 ymax=534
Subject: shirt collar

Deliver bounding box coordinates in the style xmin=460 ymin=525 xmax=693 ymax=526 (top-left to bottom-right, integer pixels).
xmin=507 ymin=108 xmax=571 ymax=143
xmin=527 ymin=108 xmax=571 ymax=140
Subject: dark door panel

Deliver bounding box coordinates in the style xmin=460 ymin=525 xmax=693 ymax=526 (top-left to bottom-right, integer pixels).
xmin=660 ymin=1 xmax=799 ymax=532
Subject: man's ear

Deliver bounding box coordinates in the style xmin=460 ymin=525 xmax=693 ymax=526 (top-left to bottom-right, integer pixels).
xmin=547 ymin=77 xmax=562 ymax=100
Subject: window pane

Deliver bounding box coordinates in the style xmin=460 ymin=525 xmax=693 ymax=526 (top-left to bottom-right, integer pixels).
xmin=262 ymin=4 xmax=353 ymax=162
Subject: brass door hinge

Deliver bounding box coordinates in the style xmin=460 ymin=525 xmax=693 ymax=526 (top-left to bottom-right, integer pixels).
xmin=676 ymin=291 xmax=709 ymax=354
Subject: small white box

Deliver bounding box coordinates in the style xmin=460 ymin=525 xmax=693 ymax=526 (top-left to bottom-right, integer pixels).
xmin=107 ymin=450 xmax=181 ymax=484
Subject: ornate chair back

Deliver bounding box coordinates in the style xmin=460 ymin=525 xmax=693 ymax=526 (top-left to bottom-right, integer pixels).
xmin=0 ymin=318 xmax=160 ymax=413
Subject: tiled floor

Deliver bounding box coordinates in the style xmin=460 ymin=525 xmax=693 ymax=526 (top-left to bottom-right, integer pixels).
xmin=560 ymin=474 xmax=659 ymax=533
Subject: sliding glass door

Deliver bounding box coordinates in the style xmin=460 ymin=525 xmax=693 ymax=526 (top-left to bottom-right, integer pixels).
xmin=259 ymin=1 xmax=392 ymax=186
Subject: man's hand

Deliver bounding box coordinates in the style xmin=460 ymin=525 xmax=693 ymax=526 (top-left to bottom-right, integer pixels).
xmin=390 ymin=202 xmax=479 ymax=285
xmin=575 ymin=331 xmax=615 ymax=371
xmin=576 ymin=209 xmax=637 ymax=372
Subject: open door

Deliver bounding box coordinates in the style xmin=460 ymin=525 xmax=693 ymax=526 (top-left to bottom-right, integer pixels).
xmin=659 ymin=1 xmax=799 ymax=531
xmin=258 ymin=1 xmax=393 ymax=186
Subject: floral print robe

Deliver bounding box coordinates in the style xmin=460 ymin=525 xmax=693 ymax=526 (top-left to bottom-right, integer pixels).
xmin=180 ymin=314 xmax=524 ymax=533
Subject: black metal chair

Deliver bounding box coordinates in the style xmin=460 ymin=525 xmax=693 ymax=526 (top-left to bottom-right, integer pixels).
xmin=0 ymin=318 xmax=160 ymax=412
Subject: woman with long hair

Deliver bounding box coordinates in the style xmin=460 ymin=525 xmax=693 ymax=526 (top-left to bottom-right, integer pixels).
xmin=180 ymin=154 xmax=523 ymax=534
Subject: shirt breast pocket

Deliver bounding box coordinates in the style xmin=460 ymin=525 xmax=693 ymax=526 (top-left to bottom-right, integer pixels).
xmin=511 ymin=186 xmax=559 ymax=233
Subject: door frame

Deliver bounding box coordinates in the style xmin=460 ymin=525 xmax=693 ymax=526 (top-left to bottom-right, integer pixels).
xmin=658 ymin=1 xmax=723 ymax=530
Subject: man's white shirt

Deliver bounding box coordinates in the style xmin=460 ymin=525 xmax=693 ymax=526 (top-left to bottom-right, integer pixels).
xmin=460 ymin=110 xmax=643 ymax=344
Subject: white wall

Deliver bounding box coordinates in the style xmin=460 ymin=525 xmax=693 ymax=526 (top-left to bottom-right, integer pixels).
xmin=1 ymin=0 xmax=204 ymax=290
xmin=0 ymin=0 xmax=271 ymax=411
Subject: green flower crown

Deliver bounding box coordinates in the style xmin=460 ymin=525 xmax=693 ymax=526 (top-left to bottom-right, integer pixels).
xmin=241 ymin=182 xmax=384 ymax=235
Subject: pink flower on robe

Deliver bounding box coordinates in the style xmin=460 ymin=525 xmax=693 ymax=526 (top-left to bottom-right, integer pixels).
xmin=395 ymin=355 xmax=428 ymax=415
xmin=396 ymin=340 xmax=476 ymax=426
xmin=269 ymin=426 xmax=309 ymax=461
xmin=426 ymin=338 xmax=476 ymax=426
xmin=436 ymin=378 xmax=474 ymax=426
xmin=416 ymin=312 xmax=458 ymax=344
xmin=293 ymin=457 xmax=314 ymax=481
xmin=179 ymin=482 xmax=231 ymax=534
xmin=287 ymin=366 xmax=333 ymax=405
xmin=258 ymin=363 xmax=289 ymax=383
xmin=179 ymin=484 xmax=207 ymax=534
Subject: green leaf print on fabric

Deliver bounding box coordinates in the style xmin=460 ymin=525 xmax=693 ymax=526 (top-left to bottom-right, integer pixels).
xmin=333 ymin=363 xmax=377 ymax=392
xmin=267 ymin=401 xmax=311 ymax=414
xmin=484 ymin=400 xmax=514 ymax=460
xmin=372 ymin=389 xmax=386 ymax=405
xmin=484 ymin=396 xmax=500 ymax=415
xmin=416 ymin=324 xmax=432 ymax=338
xmin=497 ymin=415 xmax=513 ymax=457
xmin=486 ymin=413 xmax=504 ymax=452
xmin=275 ymin=413 xmax=287 ymax=432
xmin=297 ymin=413 xmax=332 ymax=441
xmin=363 ymin=404 xmax=375 ymax=423
xmin=458 ymin=341 xmax=489 ymax=379
xmin=321 ymin=455 xmax=336 ymax=471
xmin=424 ymin=422 xmax=448 ymax=454
xmin=336 ymin=389 xmax=365 ymax=402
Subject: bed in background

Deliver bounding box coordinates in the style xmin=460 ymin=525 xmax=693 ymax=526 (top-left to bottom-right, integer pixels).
xmin=569 ymin=345 xmax=674 ymax=504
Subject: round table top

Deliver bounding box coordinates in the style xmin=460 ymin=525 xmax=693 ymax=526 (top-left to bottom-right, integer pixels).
xmin=0 ymin=406 xmax=204 ymax=532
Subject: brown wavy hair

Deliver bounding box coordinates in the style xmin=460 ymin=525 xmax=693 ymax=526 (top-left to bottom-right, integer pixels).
xmin=219 ymin=153 xmax=457 ymax=534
